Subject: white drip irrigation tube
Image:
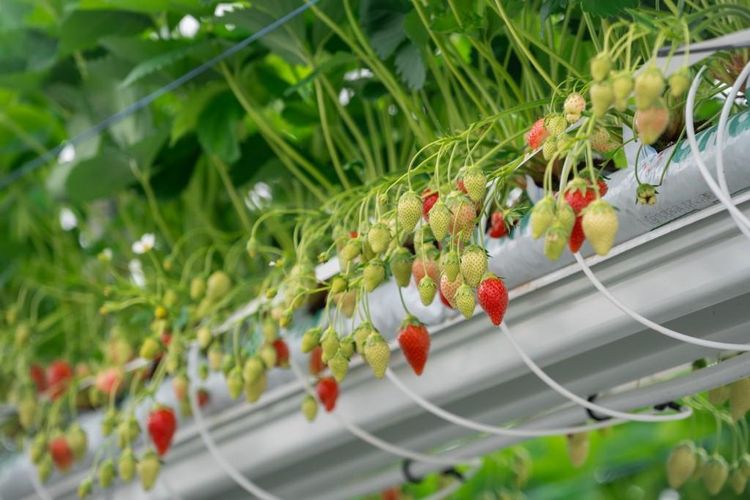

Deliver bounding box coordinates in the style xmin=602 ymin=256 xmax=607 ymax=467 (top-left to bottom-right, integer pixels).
xmin=187 ymin=345 xmax=282 ymax=500
xmin=573 ymin=252 xmax=750 ymax=351
xmin=686 ymin=66 xmax=750 ymax=239
xmin=385 ymin=369 xmax=629 ymax=436
xmin=288 ymin=361 xmax=481 ymax=467
xmin=715 ymin=61 xmax=750 ymax=230
xmin=498 ymin=322 xmax=693 ymax=423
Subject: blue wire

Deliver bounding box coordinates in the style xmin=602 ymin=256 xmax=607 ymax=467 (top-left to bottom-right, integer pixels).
xmin=0 ymin=0 xmax=320 ymax=191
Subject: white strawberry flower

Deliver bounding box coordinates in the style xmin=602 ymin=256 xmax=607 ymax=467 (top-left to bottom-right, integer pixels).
xmin=132 ymin=233 xmax=155 ymax=255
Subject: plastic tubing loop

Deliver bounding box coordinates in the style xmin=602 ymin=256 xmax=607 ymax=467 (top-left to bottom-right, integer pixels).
xmin=573 ymin=252 xmax=750 ymax=351
xmin=385 ymin=369 xmax=630 ymax=436
xmin=187 ymin=345 xmax=282 ymax=500
xmin=288 ymin=360 xmax=481 ymax=467
xmin=685 ymin=66 xmax=750 ymax=238
xmin=715 ymin=61 xmax=750 ymax=230
xmin=498 ymin=322 xmax=693 ymax=423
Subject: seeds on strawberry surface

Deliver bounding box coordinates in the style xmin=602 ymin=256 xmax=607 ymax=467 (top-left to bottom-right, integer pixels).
xmin=363 ymin=259 xmax=385 ymax=292
xmin=488 ymin=211 xmax=508 ymax=238
xmin=398 ymin=319 xmax=430 ymax=376
xmin=428 ymin=200 xmax=451 ymax=241
xmin=301 ymin=395 xmax=318 ymax=422
xmin=568 ymin=216 xmax=585 ymax=253
xmin=147 ymin=406 xmax=177 ymax=457
xmin=398 ymin=191 xmax=423 ymax=232
xmin=666 ymin=441 xmax=697 ymax=489
xmin=460 ymin=245 xmax=487 ymax=287
xmin=526 ymin=118 xmax=549 ymax=149
xmin=439 ymin=273 xmax=462 ymax=307
xmin=582 ymin=200 xmax=618 ymax=256
xmin=530 ymin=196 xmax=556 ymax=239
xmin=440 ymin=250 xmax=460 ymax=281
xmin=590 ymin=53 xmax=611 ymax=81
xmin=455 ymin=284 xmax=476 ymax=319
xmin=367 ymin=223 xmax=391 ymax=254
xmin=462 ymin=166 xmax=487 ymax=203
xmin=418 ymin=276 xmax=437 ymax=306
xmin=316 ymin=377 xmax=338 ymax=412
xmin=590 ymin=81 xmax=614 ymax=117
xmin=328 ymin=350 xmax=350 ymax=382
xmin=634 ymin=66 xmax=665 ymax=109
xmin=390 ymin=247 xmax=414 ymax=287
xmin=634 ymin=102 xmax=669 ymax=145
xmin=421 ymin=188 xmax=439 ymax=221
xmin=544 ymin=222 xmax=568 ymax=261
xmin=702 ymin=455 xmax=729 ymax=495
xmin=564 ymin=92 xmax=586 ymax=122
xmin=364 ymin=332 xmax=390 ymax=378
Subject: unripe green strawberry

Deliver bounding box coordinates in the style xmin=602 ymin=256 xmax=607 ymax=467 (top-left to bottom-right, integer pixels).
xmin=693 ymin=447 xmax=709 ymax=479
xmin=545 ymin=114 xmax=567 ymax=136
xmin=98 ymin=458 xmax=115 ymax=488
xmin=330 ymin=275 xmax=347 ymax=295
xmin=340 ymin=238 xmax=361 ymax=267
xmin=208 ymin=344 xmax=223 ymax=371
xmin=101 ymin=408 xmax=118 ymax=437
xmin=221 ymin=353 xmax=234 ymax=375
xmin=634 ymin=101 xmax=669 ymax=145
xmin=368 ymin=223 xmax=391 ymax=254
xmin=30 ymin=433 xmax=47 ymax=464
xmin=339 ymin=335 xmax=355 ymax=358
xmin=37 ymin=454 xmax=53 ymax=483
xmin=390 ymin=247 xmax=414 ymax=287
xmin=567 ymin=433 xmax=589 ymax=467
xmin=244 ymin=371 xmax=267 ymax=403
xmin=463 ymin=166 xmax=487 ymax=203
xmin=418 ymin=276 xmax=437 ymax=305
xmin=118 ymin=448 xmax=136 ymax=481
xmin=197 ymin=326 xmax=212 ymax=350
xmin=428 ymin=200 xmax=451 ymax=241
xmin=460 ymin=245 xmax=488 ymax=287
xmin=729 ymin=377 xmax=750 ymax=421
xmin=258 ymin=346 xmax=277 ymax=370
xmin=398 ymin=191 xmax=422 ymax=232
xmin=262 ymin=317 xmax=278 ymax=342
xmin=328 ymin=351 xmax=349 ymax=382
xmin=78 ymin=477 xmax=93 ymax=498
xmin=590 ymin=127 xmax=616 ymax=153
xmin=590 ymin=81 xmax=614 ymax=117
xmin=335 ymin=290 xmax=356 ymax=318
xmin=440 ymin=250 xmax=460 ymax=281
xmin=139 ymin=336 xmax=161 ymax=360
xmin=669 ymin=69 xmax=690 ymax=98
xmin=582 ymin=200 xmax=618 ymax=256
xmin=542 ymin=138 xmax=557 ymax=160
xmin=353 ymin=323 xmax=372 ymax=355
xmin=361 ymin=237 xmax=376 ymax=262
xmin=558 ymin=201 xmax=576 ymax=235
xmin=439 ymin=273 xmax=462 ymax=308
xmin=730 ymin=465 xmax=747 ymax=494
xmin=363 ymin=259 xmax=385 ymax=292
xmin=739 ymin=454 xmax=750 ymax=476
xmin=544 ymin=222 xmax=568 ymax=261
xmin=530 ymin=196 xmax=556 ymax=239
xmin=564 ymin=93 xmax=586 ymax=123
xmin=243 ymin=356 xmax=265 ymax=383
xmin=15 ymin=322 xmax=30 ymax=346
xmin=137 ymin=450 xmax=161 ymax=491
xmin=117 ymin=417 xmax=140 ymax=448
xmin=455 ymin=284 xmax=476 ymax=319
xmin=68 ymin=423 xmax=88 ymax=459
xmin=590 ymin=53 xmax=612 ymax=81
xmin=206 ymin=271 xmax=231 ymax=303
xmin=226 ymin=367 xmax=244 ymax=400
xmin=636 ymin=183 xmax=658 ymax=205
xmin=703 ymin=455 xmax=729 ymax=495
xmin=447 ymin=194 xmax=476 ymax=240
xmin=265 ymin=287 xmax=277 ymax=299
xmin=364 ymin=332 xmax=390 ymax=379
xmin=18 ymin=394 xmax=37 ymax=430
xmin=611 ymin=70 xmax=634 ymax=103
xmin=301 ymin=395 xmax=318 ymax=422
xmin=301 ymin=326 xmax=322 ymax=353
xmin=634 ymin=66 xmax=665 ymax=109
xmin=667 ymin=441 xmax=697 ymax=489
xmin=320 ymin=327 xmax=339 ymax=363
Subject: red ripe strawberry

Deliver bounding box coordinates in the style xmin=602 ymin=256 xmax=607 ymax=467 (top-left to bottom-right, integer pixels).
xmin=456 ymin=178 xmax=467 ymax=194
xmin=439 ymin=288 xmax=453 ymax=308
xmin=29 ymin=363 xmax=47 ymax=393
xmin=564 ymin=178 xmax=608 ymax=214
xmin=397 ymin=320 xmax=430 ymax=376
xmin=349 ymin=231 xmax=358 ymax=238
xmin=411 ymin=254 xmax=439 ymax=285
xmin=47 ymin=360 xmax=73 ymax=400
xmin=526 ymin=118 xmax=549 ymax=149
xmin=568 ymin=216 xmax=585 ymax=253
xmin=49 ymin=435 xmax=74 ymax=472
xmin=272 ymin=339 xmax=290 ymax=367
xmin=197 ymin=388 xmax=210 ymax=408
xmin=160 ymin=330 xmax=172 ymax=347
xmin=147 ymin=406 xmax=177 ymax=456
xmin=439 ymin=273 xmax=462 ymax=308
xmin=489 ymin=212 xmax=507 ymax=238
xmin=381 ymin=487 xmax=400 ymax=500
xmin=477 ymin=274 xmax=509 ymax=326
xmin=316 ymin=377 xmax=338 ymax=412
xmin=309 ymin=346 xmax=325 ymax=375
xmin=421 ymin=189 xmax=439 ymax=221
xmin=95 ymin=367 xmax=123 ymax=395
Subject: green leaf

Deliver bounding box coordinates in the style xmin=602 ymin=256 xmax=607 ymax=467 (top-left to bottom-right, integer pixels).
xmin=394 ymin=44 xmax=426 ymax=91
xmin=120 ymin=40 xmax=213 ymax=88
xmin=196 ymin=91 xmax=243 ymax=163
xmin=47 ymin=146 xmax=135 ymax=202
xmin=59 ymin=10 xmax=153 ymax=53
xmin=403 ymin=10 xmax=429 ymax=47
xmin=170 ymin=82 xmax=226 ymax=145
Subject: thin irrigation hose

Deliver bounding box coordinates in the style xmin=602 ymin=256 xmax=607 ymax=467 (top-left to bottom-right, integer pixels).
xmin=187 ymin=346 xmax=282 ymax=500
xmin=499 ymin=322 xmax=693 ymax=423
xmin=573 ymin=252 xmax=750 ymax=351
xmin=385 ymin=369 xmax=630 ymax=436
xmin=715 ymin=60 xmax=750 ymax=230
xmin=685 ymin=66 xmax=750 ymax=239
xmin=288 ymin=361 xmax=481 ymax=468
